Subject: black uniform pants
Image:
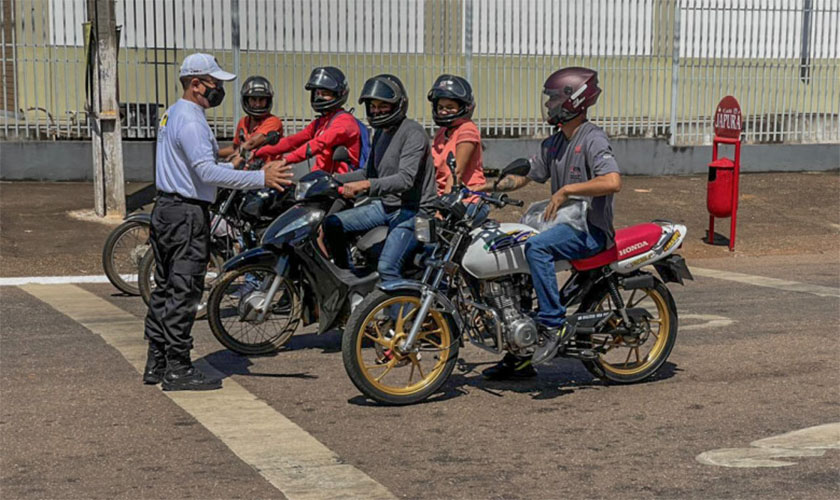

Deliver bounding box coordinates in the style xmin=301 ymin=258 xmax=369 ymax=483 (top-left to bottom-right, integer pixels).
xmin=143 ymin=193 xmax=210 ymax=356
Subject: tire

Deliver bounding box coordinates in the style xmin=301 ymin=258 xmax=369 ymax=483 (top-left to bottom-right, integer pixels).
xmin=579 ymin=278 xmax=678 ymax=384
xmin=206 ymin=264 xmax=301 ymax=355
xmin=138 ymin=249 xmax=155 ymax=307
xmin=139 ymin=249 xmax=225 ymax=321
xmin=342 ymin=289 xmax=460 ymax=405
xmin=102 ymin=220 xmax=150 ymax=295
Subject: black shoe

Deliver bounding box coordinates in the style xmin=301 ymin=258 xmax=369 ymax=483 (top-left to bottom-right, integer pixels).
xmin=482 ymin=353 xmax=537 ymax=380
xmin=142 ymin=343 xmax=166 ymax=385
xmin=161 ymin=355 xmax=222 ymax=391
xmin=532 ymin=321 xmax=575 ymax=366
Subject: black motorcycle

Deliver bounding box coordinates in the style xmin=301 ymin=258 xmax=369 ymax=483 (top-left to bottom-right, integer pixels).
xmin=206 ymin=147 xmax=386 ymax=355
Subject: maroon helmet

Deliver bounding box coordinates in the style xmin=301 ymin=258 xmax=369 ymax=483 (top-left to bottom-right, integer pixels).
xmin=542 ymin=67 xmax=601 ymax=125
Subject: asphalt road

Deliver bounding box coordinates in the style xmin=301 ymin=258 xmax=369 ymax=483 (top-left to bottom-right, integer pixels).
xmin=1 ymin=252 xmax=838 ymax=499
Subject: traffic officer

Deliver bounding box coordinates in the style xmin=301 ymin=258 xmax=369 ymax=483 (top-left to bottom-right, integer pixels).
xmin=143 ymin=53 xmax=293 ymax=391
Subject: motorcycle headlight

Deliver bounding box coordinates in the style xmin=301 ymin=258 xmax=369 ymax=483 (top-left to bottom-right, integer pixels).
xmin=295 ymin=180 xmax=317 ymax=201
xmin=414 ymin=214 xmax=437 ymax=243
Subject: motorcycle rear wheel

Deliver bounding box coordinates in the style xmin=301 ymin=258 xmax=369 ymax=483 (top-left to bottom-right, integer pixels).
xmin=206 ymin=264 xmax=301 ymax=355
xmin=580 ymin=278 xmax=678 ymax=384
xmin=102 ymin=220 xmax=150 ymax=295
xmin=342 ymin=289 xmax=459 ymax=405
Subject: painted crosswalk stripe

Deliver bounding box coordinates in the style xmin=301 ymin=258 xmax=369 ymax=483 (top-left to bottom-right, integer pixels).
xmin=20 ymin=283 xmax=395 ymax=500
xmin=0 ymin=274 xmax=136 ymax=286
xmin=691 ymin=267 xmax=840 ymax=298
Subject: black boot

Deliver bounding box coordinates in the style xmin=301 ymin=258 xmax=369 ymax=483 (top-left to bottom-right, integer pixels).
xmin=142 ymin=342 xmax=167 ymax=385
xmin=482 ymin=353 xmax=538 ymax=380
xmin=161 ymin=353 xmax=222 ymax=391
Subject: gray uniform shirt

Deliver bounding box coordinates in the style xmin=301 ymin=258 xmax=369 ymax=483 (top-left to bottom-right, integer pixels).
xmin=156 ymin=99 xmax=265 ymax=203
xmin=338 ymin=118 xmax=437 ymax=211
xmin=527 ymin=121 xmax=620 ymax=244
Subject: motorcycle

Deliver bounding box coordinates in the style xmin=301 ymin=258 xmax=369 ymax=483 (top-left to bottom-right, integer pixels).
xmin=341 ymin=159 xmax=693 ymax=405
xmin=205 ymin=146 xmax=388 ymax=355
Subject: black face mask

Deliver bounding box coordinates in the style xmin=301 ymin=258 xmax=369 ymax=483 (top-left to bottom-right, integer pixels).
xmin=201 ymin=81 xmax=225 ymax=108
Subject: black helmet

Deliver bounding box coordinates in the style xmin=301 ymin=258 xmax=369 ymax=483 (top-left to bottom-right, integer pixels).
xmin=427 ymin=74 xmax=475 ymax=127
xmin=542 ymin=67 xmax=601 ymax=125
xmin=240 ymin=76 xmax=274 ymax=118
xmin=359 ymin=74 xmax=408 ymax=129
xmin=304 ymin=66 xmax=349 ymax=114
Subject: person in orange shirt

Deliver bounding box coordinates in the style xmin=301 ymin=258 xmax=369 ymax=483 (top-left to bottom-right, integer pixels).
xmin=255 ymin=66 xmax=362 ymax=175
xmin=219 ymin=76 xmax=283 ymax=160
xmin=428 ymin=74 xmax=487 ymax=213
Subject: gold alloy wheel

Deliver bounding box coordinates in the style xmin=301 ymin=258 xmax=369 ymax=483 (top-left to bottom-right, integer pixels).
xmin=355 ymin=296 xmax=453 ymax=396
xmin=591 ymin=286 xmax=671 ymax=377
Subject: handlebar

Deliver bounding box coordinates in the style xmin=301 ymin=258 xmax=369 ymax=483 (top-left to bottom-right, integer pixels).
xmin=462 ymin=188 xmax=524 ymax=208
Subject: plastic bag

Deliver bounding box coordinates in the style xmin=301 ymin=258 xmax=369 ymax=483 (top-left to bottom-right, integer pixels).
xmin=519 ymin=196 xmax=590 ymax=233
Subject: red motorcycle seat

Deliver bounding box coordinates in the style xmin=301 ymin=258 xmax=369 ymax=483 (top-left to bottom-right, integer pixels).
xmin=571 ymin=223 xmax=663 ymax=271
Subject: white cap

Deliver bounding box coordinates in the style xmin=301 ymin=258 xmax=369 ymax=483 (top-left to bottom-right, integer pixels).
xmin=179 ymin=53 xmax=236 ymax=81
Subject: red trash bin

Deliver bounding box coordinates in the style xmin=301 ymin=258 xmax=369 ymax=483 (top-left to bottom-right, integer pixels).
xmin=707 ymin=157 xmax=736 ymax=218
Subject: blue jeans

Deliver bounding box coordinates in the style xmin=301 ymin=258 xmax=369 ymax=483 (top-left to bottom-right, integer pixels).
xmin=524 ymin=223 xmax=606 ymax=328
xmin=323 ymin=200 xmax=421 ymax=284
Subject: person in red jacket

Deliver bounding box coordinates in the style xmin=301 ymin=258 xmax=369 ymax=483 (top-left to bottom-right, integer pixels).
xmin=254 ymin=67 xmax=361 ymax=174
xmin=218 ymin=76 xmax=283 ymax=160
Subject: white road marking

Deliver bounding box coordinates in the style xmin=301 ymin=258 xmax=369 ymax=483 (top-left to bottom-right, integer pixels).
xmin=697 ymin=422 xmax=840 ymax=468
xmin=20 ymin=284 xmax=395 ymax=500
xmin=0 ymin=274 xmax=137 ymax=286
xmin=691 ymin=267 xmax=840 ymax=298
xmin=679 ymin=313 xmax=735 ymax=331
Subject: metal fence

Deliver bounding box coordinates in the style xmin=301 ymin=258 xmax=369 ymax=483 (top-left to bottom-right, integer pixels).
xmin=2 ymin=0 xmax=838 ymax=145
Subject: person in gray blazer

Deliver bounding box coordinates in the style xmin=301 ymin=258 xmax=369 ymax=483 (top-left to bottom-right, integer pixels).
xmin=323 ymin=74 xmax=437 ymax=284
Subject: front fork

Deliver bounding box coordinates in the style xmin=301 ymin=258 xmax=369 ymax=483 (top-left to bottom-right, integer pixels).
xmin=398 ymin=240 xmax=456 ymax=353
xmin=255 ymin=255 xmax=289 ymax=322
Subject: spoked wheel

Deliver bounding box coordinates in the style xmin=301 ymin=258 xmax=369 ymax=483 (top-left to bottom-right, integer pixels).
xmin=206 ymin=264 xmax=301 ymax=355
xmin=580 ymin=278 xmax=678 ymax=384
xmin=102 ymin=220 xmax=150 ymax=295
xmin=342 ymin=289 xmax=459 ymax=405
xmin=138 ymin=250 xmax=224 ymax=321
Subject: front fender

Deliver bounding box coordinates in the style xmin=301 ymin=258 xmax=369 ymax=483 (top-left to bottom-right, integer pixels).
xmin=379 ymin=280 xmax=464 ymax=332
xmin=221 ymin=247 xmax=278 ymax=273
xmin=124 ymin=212 xmax=151 ymax=224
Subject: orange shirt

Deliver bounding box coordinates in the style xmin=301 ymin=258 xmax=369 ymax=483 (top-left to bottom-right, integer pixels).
xmin=233 ymin=115 xmax=284 ymax=146
xmin=431 ymin=120 xmax=486 ymax=199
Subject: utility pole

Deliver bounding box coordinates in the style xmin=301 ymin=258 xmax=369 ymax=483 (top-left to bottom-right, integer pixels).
xmin=87 ymin=0 xmax=125 ymax=217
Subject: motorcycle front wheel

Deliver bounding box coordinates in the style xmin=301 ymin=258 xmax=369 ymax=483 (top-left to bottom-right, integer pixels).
xmin=579 ymin=278 xmax=678 ymax=384
xmin=206 ymin=264 xmax=301 ymax=355
xmin=102 ymin=220 xmax=150 ymax=295
xmin=342 ymin=289 xmax=460 ymax=406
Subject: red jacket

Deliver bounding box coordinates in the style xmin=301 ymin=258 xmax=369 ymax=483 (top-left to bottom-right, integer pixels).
xmin=254 ymin=110 xmax=361 ymax=174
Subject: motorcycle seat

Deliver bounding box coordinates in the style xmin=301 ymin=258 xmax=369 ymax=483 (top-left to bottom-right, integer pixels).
xmin=571 ymin=223 xmax=662 ymax=271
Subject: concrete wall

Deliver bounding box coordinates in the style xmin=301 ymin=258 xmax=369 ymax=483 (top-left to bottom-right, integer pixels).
xmin=1 ymin=139 xmax=838 ymax=182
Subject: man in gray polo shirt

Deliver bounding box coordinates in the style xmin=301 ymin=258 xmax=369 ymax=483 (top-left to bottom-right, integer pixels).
xmin=482 ymin=67 xmax=622 ymax=380
xmin=144 ymin=53 xmax=292 ymax=391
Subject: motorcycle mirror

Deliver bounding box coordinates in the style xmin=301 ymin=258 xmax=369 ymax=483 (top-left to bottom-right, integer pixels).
xmin=446 ymin=152 xmax=459 ymax=193
xmin=333 ymin=145 xmax=350 ymax=164
xmin=501 ymin=158 xmax=531 ymax=178
xmin=265 ymin=130 xmax=281 ymax=145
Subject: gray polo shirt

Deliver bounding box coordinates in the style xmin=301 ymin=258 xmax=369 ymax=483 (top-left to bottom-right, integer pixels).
xmin=156 ymin=99 xmax=265 ymax=202
xmin=527 ymin=121 xmax=620 ymax=244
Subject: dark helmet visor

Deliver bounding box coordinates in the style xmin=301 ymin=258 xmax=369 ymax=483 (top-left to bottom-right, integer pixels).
xmin=359 ymin=78 xmax=398 ymax=103
xmin=305 ymin=68 xmax=339 ymax=91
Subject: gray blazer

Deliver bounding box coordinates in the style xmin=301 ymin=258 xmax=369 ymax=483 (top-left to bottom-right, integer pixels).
xmin=338 ymin=118 xmax=437 ymax=211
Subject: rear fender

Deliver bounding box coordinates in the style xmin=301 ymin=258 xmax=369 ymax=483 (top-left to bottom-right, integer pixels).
xmin=124 ymin=212 xmax=151 ymax=225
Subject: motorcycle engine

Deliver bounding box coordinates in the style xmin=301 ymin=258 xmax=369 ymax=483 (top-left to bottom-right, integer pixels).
xmin=483 ymin=279 xmax=538 ymax=356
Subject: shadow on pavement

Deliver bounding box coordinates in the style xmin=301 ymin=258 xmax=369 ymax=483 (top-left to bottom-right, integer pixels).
xmin=346 ymin=360 xmax=681 ymax=406
xmin=202 ymin=349 xmax=318 ymax=380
